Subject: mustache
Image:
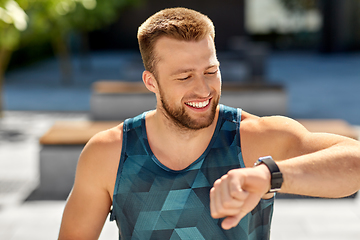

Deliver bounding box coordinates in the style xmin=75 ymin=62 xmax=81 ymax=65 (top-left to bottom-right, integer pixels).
xmin=183 ymin=89 xmax=217 ymax=100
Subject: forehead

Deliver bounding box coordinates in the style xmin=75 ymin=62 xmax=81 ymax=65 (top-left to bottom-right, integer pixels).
xmin=153 ymin=36 xmax=218 ymax=72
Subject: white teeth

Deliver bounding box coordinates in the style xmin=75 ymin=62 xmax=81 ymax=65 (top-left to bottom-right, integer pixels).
xmin=186 ymin=99 xmax=209 ymax=108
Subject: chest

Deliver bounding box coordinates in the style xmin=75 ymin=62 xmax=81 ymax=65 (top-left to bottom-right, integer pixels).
xmin=113 ymin=150 xmax=242 ymax=239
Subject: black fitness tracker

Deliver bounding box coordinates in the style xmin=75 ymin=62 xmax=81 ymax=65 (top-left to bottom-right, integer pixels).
xmin=254 ymin=156 xmax=283 ymax=193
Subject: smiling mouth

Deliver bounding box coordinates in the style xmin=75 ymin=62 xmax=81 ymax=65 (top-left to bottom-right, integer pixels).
xmin=185 ymin=99 xmax=210 ymax=109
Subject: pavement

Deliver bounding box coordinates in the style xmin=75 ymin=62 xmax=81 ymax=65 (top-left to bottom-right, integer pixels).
xmin=0 ymin=50 xmax=360 ymax=239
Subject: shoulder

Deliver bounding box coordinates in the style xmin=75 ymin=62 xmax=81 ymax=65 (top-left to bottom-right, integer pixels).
xmin=75 ymin=123 xmax=124 ymax=193
xmin=240 ymin=111 xmax=309 ymax=166
xmin=82 ymin=122 xmax=124 ymax=160
xmin=240 ymin=111 xmax=307 ymax=136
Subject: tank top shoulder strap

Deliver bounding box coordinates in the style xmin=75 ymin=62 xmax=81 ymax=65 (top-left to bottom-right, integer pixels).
xmin=219 ymin=104 xmax=242 ymax=124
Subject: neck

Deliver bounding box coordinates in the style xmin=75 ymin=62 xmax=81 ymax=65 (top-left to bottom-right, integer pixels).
xmin=145 ymin=106 xmax=220 ymax=170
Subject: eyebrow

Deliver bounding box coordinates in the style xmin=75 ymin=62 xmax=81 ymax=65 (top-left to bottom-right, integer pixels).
xmin=170 ymin=68 xmax=196 ymax=76
xmin=170 ymin=64 xmax=219 ymax=76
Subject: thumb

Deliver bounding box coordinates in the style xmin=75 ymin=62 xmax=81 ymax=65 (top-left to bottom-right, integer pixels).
xmin=221 ymin=210 xmax=248 ymax=230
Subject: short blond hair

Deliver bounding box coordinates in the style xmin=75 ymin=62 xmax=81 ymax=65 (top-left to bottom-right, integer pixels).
xmin=137 ymin=7 xmax=215 ymax=75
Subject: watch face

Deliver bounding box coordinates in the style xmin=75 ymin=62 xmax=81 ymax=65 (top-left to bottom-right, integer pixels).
xmin=254 ymin=159 xmax=262 ymax=166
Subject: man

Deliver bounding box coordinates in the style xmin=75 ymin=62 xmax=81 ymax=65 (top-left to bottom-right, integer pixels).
xmin=58 ymin=7 xmax=360 ymax=240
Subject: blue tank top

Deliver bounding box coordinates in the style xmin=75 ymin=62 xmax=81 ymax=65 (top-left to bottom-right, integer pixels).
xmin=110 ymin=105 xmax=274 ymax=239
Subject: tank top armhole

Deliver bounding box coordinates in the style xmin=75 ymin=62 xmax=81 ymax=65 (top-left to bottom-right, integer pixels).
xmin=236 ymin=108 xmax=246 ymax=169
xmin=110 ymin=118 xmax=130 ymax=221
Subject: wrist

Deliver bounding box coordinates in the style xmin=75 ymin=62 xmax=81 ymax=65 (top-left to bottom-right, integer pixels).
xmin=256 ymin=164 xmax=272 ymax=193
xmin=254 ymin=156 xmax=283 ymax=193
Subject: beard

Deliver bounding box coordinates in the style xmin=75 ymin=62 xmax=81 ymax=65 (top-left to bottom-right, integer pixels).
xmin=158 ymin=87 xmax=220 ymax=130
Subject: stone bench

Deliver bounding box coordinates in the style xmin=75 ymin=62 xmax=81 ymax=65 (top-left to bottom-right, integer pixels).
xmin=30 ymin=117 xmax=358 ymax=200
xmin=90 ymin=80 xmax=288 ymax=120
xmin=30 ymin=121 xmax=121 ymax=200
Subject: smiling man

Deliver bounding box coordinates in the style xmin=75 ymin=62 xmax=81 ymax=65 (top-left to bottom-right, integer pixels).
xmin=58 ymin=7 xmax=360 ymax=240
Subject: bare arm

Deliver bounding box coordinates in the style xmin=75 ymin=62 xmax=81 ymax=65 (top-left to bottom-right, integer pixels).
xmin=278 ymin=130 xmax=360 ymax=197
xmin=241 ymin=114 xmax=360 ymax=197
xmin=210 ymin=114 xmax=360 ymax=229
xmin=58 ymin=125 xmax=122 ymax=240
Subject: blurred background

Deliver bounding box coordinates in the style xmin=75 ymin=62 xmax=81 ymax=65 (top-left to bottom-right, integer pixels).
xmin=0 ymin=0 xmax=360 ymax=239
xmin=1 ymin=0 xmax=360 ymax=121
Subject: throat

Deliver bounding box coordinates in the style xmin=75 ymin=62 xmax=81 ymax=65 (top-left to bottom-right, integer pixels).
xmin=145 ymin=109 xmax=218 ymax=171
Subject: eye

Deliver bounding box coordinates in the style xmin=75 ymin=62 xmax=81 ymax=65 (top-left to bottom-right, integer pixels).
xmin=206 ymin=69 xmax=218 ymax=75
xmin=177 ymin=75 xmax=191 ymax=81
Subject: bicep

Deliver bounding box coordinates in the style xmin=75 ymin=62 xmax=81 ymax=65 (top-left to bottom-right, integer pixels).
xmin=240 ymin=115 xmax=351 ymax=164
xmin=58 ymin=128 xmax=122 ymax=240
xmin=59 ymin=186 xmax=111 ymax=240
xmin=58 ymin=153 xmax=113 ymax=240
xmin=267 ymin=117 xmax=353 ymax=160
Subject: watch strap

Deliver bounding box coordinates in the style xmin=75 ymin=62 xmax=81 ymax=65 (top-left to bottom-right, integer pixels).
xmin=254 ymin=156 xmax=283 ymax=193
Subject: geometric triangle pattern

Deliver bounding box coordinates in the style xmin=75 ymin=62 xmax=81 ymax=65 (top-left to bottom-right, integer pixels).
xmin=111 ymin=105 xmax=274 ymax=239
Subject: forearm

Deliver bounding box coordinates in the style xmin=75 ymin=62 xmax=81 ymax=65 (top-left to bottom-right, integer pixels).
xmin=278 ymin=141 xmax=360 ymax=198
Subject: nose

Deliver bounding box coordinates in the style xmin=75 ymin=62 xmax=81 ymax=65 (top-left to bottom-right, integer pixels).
xmin=193 ymin=76 xmax=211 ymax=98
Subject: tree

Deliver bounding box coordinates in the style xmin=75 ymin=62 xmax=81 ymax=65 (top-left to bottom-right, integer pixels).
xmin=25 ymin=0 xmax=142 ymax=84
xmin=0 ymin=0 xmax=142 ymax=115
xmin=0 ymin=0 xmax=28 ymax=117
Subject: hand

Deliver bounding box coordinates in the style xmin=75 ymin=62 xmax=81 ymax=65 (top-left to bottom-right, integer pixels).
xmin=209 ymin=165 xmax=271 ymax=230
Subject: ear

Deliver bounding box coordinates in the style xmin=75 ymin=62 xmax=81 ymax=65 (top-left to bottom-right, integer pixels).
xmin=142 ymin=70 xmax=159 ymax=94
